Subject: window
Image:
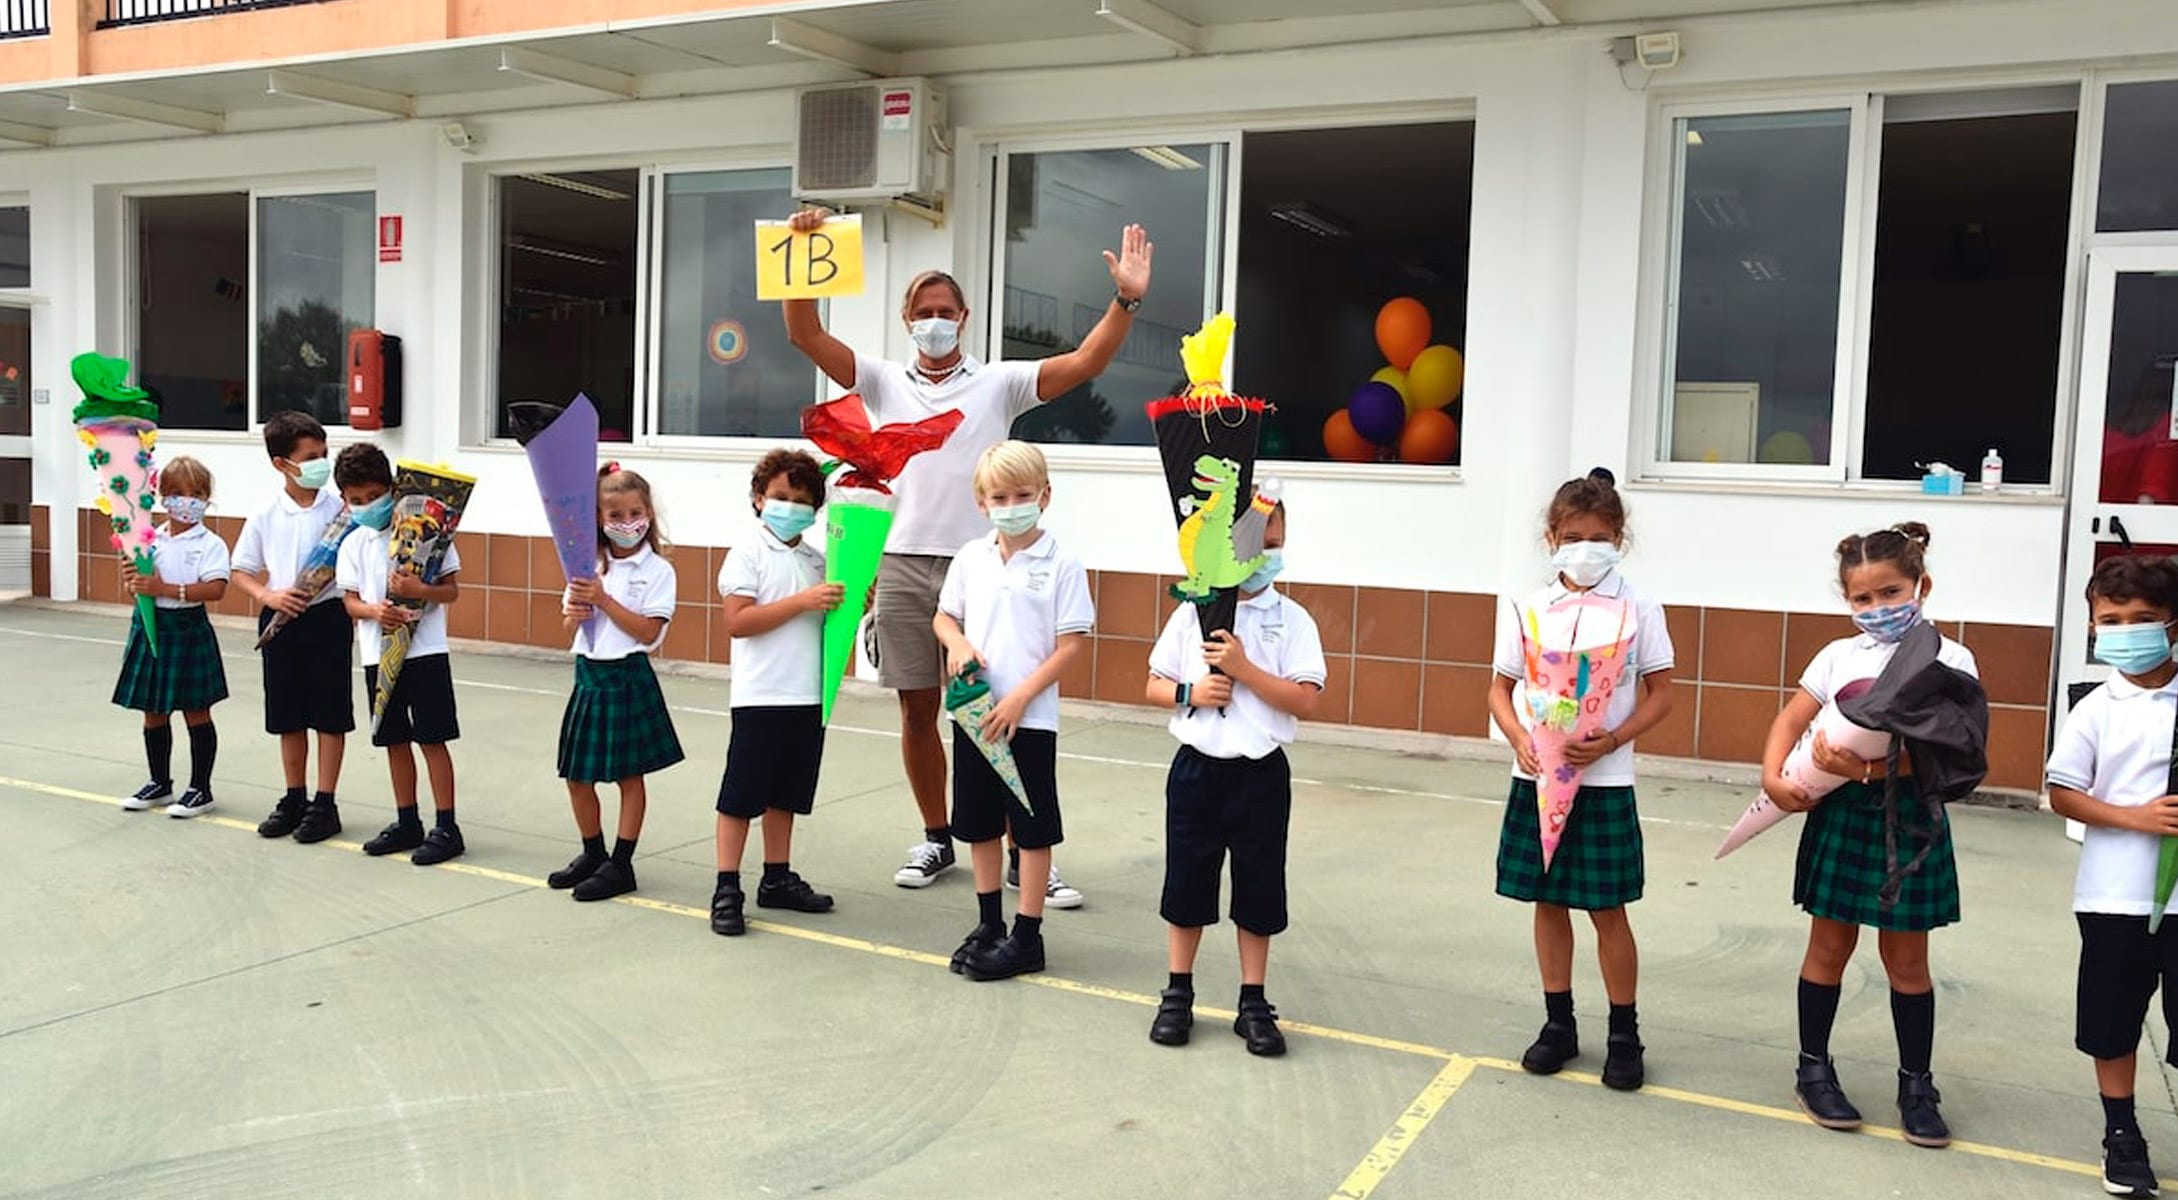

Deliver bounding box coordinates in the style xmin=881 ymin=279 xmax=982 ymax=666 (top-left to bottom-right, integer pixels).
xmin=494 ymin=170 xmax=639 ymax=442
xmin=2097 ymin=80 xmax=2178 ymax=233
xmin=257 ymin=191 xmax=374 ymax=427
xmin=654 ymin=168 xmax=816 ymax=438
xmin=0 ymin=205 xmax=25 ymax=288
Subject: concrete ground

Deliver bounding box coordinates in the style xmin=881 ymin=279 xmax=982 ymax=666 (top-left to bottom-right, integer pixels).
xmin=0 ymin=600 xmax=2164 ymax=1200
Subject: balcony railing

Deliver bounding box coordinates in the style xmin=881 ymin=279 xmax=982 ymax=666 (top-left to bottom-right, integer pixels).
xmin=0 ymin=0 xmax=49 ymax=40
xmin=99 ymin=0 xmax=336 ymax=28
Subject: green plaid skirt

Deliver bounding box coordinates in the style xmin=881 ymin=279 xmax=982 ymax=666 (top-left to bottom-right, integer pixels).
xmin=1496 ymin=779 xmax=1645 ymax=910
xmin=111 ymin=606 xmax=229 ymax=715
xmin=1793 ymin=780 xmax=1959 ymax=932
xmin=556 ymin=654 xmax=685 ymax=783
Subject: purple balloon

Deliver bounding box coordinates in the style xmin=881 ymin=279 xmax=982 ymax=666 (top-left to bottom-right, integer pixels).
xmin=1347 ymin=381 xmax=1407 ymax=445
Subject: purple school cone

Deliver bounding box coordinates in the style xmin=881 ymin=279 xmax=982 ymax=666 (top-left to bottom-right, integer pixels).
xmin=510 ymin=395 xmax=600 ymax=639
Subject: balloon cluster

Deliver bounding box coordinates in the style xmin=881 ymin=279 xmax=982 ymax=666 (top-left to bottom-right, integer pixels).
xmin=1325 ymin=298 xmax=1462 ymax=465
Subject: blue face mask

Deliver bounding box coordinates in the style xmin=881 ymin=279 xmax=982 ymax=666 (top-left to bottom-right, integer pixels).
xmin=2095 ymin=622 xmax=2175 ymax=676
xmin=1241 ymin=549 xmax=1285 ymax=594
xmin=1852 ymin=599 xmax=1922 ymax=644
xmin=761 ymin=499 xmax=817 ymax=542
xmin=352 ymin=494 xmax=394 ymax=531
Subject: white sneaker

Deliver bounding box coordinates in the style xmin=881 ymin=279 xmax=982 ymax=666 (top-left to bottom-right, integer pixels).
xmin=893 ymin=839 xmax=957 ymax=888
xmin=1045 ymin=868 xmax=1084 ymax=910
xmin=168 ymin=788 xmax=216 ymax=819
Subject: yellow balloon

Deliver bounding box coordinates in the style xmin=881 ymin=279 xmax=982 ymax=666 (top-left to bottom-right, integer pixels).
xmin=1406 ymin=344 xmax=1464 ymax=411
xmin=1759 ymin=431 xmax=1815 ymax=465
xmin=1370 ymin=367 xmax=1411 ymax=410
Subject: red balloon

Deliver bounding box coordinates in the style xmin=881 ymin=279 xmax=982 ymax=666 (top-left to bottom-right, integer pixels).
xmin=1375 ymin=298 xmax=1432 ymax=371
xmin=1322 ymin=410 xmax=1375 ymax=463
xmin=1398 ymin=409 xmax=1459 ymax=465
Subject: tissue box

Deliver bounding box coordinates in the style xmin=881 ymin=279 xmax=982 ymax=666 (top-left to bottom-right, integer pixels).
xmin=1921 ymin=472 xmax=1964 ymax=496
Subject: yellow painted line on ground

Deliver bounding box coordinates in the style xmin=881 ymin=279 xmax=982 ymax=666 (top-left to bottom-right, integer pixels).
xmin=1330 ymin=1056 xmax=1478 ymax=1200
xmin=8 ymin=772 xmax=2159 ymax=1193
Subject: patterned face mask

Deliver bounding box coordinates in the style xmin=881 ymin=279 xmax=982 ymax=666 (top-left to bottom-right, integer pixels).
xmin=604 ymin=518 xmax=650 ymax=549
xmin=1852 ymin=599 xmax=1923 ymax=644
xmin=163 ymin=496 xmax=207 ymax=525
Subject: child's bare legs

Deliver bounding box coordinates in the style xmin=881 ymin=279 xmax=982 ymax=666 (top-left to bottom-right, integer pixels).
xmin=761 ymin=809 xmax=795 ymax=863
xmin=1877 ymin=929 xmax=1932 ymax=991
xmin=143 ymin=712 xmax=170 ymax=730
xmin=2098 ymin=1055 xmax=2139 ymax=1103
xmin=420 ymin=743 xmax=455 ymax=813
xmin=1802 ymin=916 xmax=1861 ymax=984
xmin=1237 ymin=928 xmax=1270 ymax=988
xmin=615 ymin=776 xmax=647 ymax=842
xmin=717 ymin=813 xmax=752 ymax=871
xmin=1590 ymin=906 xmax=1639 ymax=1006
xmin=970 ymin=837 xmax=1005 ymax=895
xmin=314 ymin=731 xmax=344 ymax=795
xmin=1534 ymin=902 xmax=1576 ymax=990
xmin=1014 ymin=846 xmax=1050 ymax=919
xmin=279 ymin=730 xmax=309 ymax=791
xmin=388 ymin=743 xmax=419 ymax=810
xmin=1522 ymin=903 xmax=1584 ymax=1075
xmin=568 ymin=781 xmax=603 ymax=839
xmin=1168 ymin=924 xmax=1205 ymax=974
xmin=1878 ymin=929 xmax=1938 ymax=1081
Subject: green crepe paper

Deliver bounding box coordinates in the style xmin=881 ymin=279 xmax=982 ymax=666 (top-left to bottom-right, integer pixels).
xmin=69 ymin=352 xmax=156 ymax=419
xmin=821 ymin=500 xmax=893 ymax=724
xmin=2154 ymin=836 xmax=2178 ymax=934
xmin=943 ymin=661 xmax=1033 ymax=814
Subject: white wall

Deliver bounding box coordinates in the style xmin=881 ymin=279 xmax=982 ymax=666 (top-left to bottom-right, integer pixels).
xmin=20 ymin=0 xmax=2178 ymax=627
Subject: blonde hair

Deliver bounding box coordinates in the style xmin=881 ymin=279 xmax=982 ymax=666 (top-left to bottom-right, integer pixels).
xmin=973 ymin=440 xmax=1049 ymax=497
xmin=159 ymin=455 xmax=214 ymax=499
xmin=901 ymin=269 xmax=967 ymax=315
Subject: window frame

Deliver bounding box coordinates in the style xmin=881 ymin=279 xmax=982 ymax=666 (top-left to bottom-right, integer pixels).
xmin=251 ymin=183 xmax=378 ymax=431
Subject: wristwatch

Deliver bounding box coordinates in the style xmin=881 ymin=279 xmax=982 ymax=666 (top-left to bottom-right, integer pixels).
xmin=1113 ymin=290 xmax=1142 ymax=313
xmin=1175 ymin=682 xmax=1192 ymax=710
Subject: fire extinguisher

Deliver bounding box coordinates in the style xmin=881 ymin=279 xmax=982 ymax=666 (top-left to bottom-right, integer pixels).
xmin=347 ymin=330 xmax=403 ymax=431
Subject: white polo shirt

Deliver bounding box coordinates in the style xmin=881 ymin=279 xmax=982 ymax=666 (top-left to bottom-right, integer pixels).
xmin=936 ymin=529 xmax=1094 ymax=733
xmin=2047 ymin=672 xmax=2178 ymax=916
xmin=150 ymin=522 xmax=231 ymax=610
xmin=336 ymin=526 xmax=463 ymax=664
xmin=1799 ymin=627 xmax=1979 ymax=707
xmin=718 ymin=522 xmax=825 ymax=708
xmin=232 ymin=486 xmax=346 ymax=603
xmin=567 ymin=543 xmax=677 ymax=660
xmin=853 ymin=352 xmax=1041 ymax=557
xmin=1491 ymin=572 xmax=1676 ymax=787
xmin=1149 ymin=588 xmax=1328 ymax=760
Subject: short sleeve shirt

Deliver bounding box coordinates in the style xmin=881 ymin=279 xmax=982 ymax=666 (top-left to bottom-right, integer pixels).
xmin=1798 ymin=628 xmax=1979 ymax=707
xmin=1148 ymin=588 xmax=1328 ymax=760
xmin=936 ymin=530 xmax=1094 ymax=732
xmin=1491 ymin=571 xmax=1676 ymax=787
xmin=232 ymin=487 xmax=345 ymax=603
xmin=337 ymin=526 xmax=463 ymax=664
xmin=853 ymin=353 xmax=1041 ymax=556
xmin=568 ymin=544 xmax=677 ymax=660
xmin=150 ymin=522 xmax=231 ymax=610
xmin=2046 ymin=673 xmax=2178 ymax=915
xmin=718 ymin=523 xmax=826 ymax=708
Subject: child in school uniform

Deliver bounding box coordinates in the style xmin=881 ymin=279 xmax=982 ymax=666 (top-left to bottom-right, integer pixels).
xmin=933 ymin=440 xmax=1093 ymax=982
xmin=1488 ymin=468 xmax=1676 ymax=1092
xmin=1761 ymin=521 xmax=1978 ymax=1149
xmin=551 ymin=464 xmax=685 ymax=903
xmin=231 ymin=411 xmax=352 ymax=844
xmin=710 ymin=449 xmax=843 ymax=937
xmin=1144 ymin=488 xmax=1325 ymax=1057
xmin=113 ymin=455 xmax=230 ymax=818
xmin=332 ymin=444 xmax=467 ymax=867
xmin=2046 ymin=555 xmax=2178 ymax=1197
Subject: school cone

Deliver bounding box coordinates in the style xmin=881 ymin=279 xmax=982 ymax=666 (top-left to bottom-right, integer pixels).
xmin=944 ymin=662 xmax=1033 ymax=814
xmin=372 ymin=462 xmax=474 ymax=736
xmin=2153 ymin=840 xmax=2178 ymax=934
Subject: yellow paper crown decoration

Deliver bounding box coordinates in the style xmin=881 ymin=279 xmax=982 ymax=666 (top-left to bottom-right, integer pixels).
xmin=1178 ymin=311 xmax=1235 ymax=398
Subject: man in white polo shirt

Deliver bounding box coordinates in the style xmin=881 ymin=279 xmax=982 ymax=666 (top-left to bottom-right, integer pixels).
xmin=782 ymin=208 xmax=1153 ymax=893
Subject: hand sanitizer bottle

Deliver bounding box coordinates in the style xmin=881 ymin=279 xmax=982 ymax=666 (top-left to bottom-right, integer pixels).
xmin=1980 ymin=448 xmax=2004 ymax=493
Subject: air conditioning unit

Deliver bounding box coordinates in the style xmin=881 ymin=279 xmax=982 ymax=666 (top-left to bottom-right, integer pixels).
xmin=793 ymin=77 xmax=949 ymax=216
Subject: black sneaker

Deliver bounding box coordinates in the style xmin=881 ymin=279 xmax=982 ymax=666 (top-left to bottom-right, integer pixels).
xmin=167 ymin=788 xmax=216 ymax=820
xmin=412 ymin=826 xmax=465 ymax=866
xmin=571 ymin=859 xmax=636 ymax=902
xmin=548 ymin=849 xmax=609 ymax=890
xmin=1602 ymin=1033 xmax=1645 ymax=1091
xmin=756 ymin=872 xmax=835 ymax=913
xmin=1234 ymin=1001 xmax=1287 ymax=1057
xmin=711 ymin=878 xmax=746 ymax=937
xmin=257 ymin=795 xmax=306 ymax=838
xmin=363 ymin=821 xmax=425 ymax=857
xmin=293 ymin=797 xmax=342 ymax=845
xmin=962 ymin=932 xmax=1046 ymax=981
xmin=121 ymin=779 xmax=173 ymax=811
xmin=1793 ymin=1057 xmax=1863 ymax=1131
xmin=1520 ymin=1022 xmax=1579 ymax=1075
xmin=950 ymin=920 xmax=1005 ymax=974
xmin=894 ymin=839 xmax=957 ymax=889
xmin=2103 ymin=1129 xmax=2159 ymax=1197
xmin=1896 ymin=1070 xmax=1951 ymax=1148
xmin=1149 ymin=988 xmax=1194 ymax=1047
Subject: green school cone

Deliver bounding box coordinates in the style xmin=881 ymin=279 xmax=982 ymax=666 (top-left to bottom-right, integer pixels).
xmin=2153 ymin=838 xmax=2178 ymax=934
xmin=820 ymin=500 xmax=893 ymax=724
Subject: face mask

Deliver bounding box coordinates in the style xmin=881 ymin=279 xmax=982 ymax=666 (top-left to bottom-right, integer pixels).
xmin=909 ymin=317 xmax=960 ymax=358
xmin=988 ymin=501 xmax=1041 ymax=537
xmin=291 ymin=457 xmax=332 ymax=491
xmin=761 ymin=499 xmax=817 ymax=542
xmin=604 ymin=518 xmax=650 ymax=549
xmin=2095 ymin=622 xmax=2175 ymax=676
xmin=1240 ymin=549 xmax=1285 ymax=594
xmin=1853 ymin=599 xmax=1923 ymax=644
xmin=352 ymin=494 xmax=395 ymax=531
xmin=163 ymin=496 xmax=207 ymax=525
xmin=1551 ymin=540 xmax=1622 ymax=588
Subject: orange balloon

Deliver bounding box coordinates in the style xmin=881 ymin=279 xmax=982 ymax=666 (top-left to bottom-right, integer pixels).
xmin=1374 ymin=297 xmax=1432 ymax=371
xmin=1323 ymin=410 xmax=1376 ymax=463
xmin=1398 ymin=409 xmax=1459 ymax=465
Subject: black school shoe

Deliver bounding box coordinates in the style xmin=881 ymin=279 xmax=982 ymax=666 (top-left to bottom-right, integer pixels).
xmin=412 ymin=826 xmax=464 ymax=867
xmin=1601 ymin=1033 xmax=1645 ymax=1091
xmin=1149 ymin=988 xmax=1194 ymax=1047
xmin=950 ymin=920 xmax=1005 ymax=975
xmin=2103 ymin=1129 xmax=2160 ymax=1197
xmin=711 ymin=879 xmax=746 ymax=937
xmin=363 ymin=821 xmax=425 ymax=857
xmin=548 ymin=849 xmax=609 ymax=890
xmin=1896 ymin=1070 xmax=1951 ymax=1148
xmin=292 ymin=797 xmax=342 ymax=845
xmin=1233 ymin=1001 xmax=1287 ymax=1057
xmin=962 ymin=932 xmax=1045 ymax=981
xmin=571 ymin=859 xmax=636 ymax=902
xmin=257 ymin=795 xmax=306 ymax=838
xmin=756 ymin=872 xmax=834 ymax=913
xmin=1793 ymin=1057 xmax=1863 ymax=1130
xmin=1520 ymin=1022 xmax=1579 ymax=1075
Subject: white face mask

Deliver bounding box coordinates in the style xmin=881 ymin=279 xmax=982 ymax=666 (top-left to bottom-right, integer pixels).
xmin=1551 ymin=540 xmax=1622 ymax=588
xmin=909 ymin=317 xmax=960 ymax=358
xmin=988 ymin=501 xmax=1041 ymax=537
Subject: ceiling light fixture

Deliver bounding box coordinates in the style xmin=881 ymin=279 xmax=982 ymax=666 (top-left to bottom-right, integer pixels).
xmin=509 ymin=236 xmax=616 ymax=266
xmin=516 ymin=173 xmax=631 ymax=201
xmin=1267 ymin=202 xmax=1351 ymax=239
xmin=1129 ymin=145 xmax=1203 ymax=171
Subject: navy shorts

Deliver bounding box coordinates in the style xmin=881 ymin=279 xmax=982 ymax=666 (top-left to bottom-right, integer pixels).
xmin=1161 ymin=746 xmax=1292 ymax=936
xmin=258 ymin=600 xmax=354 ymax=735
xmin=2077 ymin=913 xmax=2178 ymax=1064
xmin=364 ymin=654 xmax=460 ymax=748
xmin=717 ymin=705 xmax=825 ymax=818
xmin=951 ymin=724 xmax=1062 ymax=849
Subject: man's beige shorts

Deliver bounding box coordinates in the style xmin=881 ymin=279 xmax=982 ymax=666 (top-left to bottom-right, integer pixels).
xmin=874 ymin=553 xmax=951 ymax=692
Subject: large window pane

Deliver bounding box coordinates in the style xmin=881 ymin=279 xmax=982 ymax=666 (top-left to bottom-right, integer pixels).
xmin=257 ymin=191 xmax=375 ymax=427
xmin=0 ymin=206 xmax=25 ymax=288
xmin=2097 ymin=81 xmax=2178 ymax=234
xmin=137 ymin=193 xmax=248 ymax=432
xmin=0 ymin=306 xmax=26 ymax=438
xmin=495 ymin=170 xmax=639 ymax=442
xmin=1001 ymin=144 xmax=1223 ymax=446
xmin=656 ymin=169 xmax=814 ymax=437
xmin=1664 ymin=110 xmax=1849 ymax=467
xmin=2096 ymin=272 xmax=2178 ymax=505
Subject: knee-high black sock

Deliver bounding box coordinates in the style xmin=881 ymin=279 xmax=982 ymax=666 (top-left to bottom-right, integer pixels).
xmin=185 ymin=721 xmax=216 ymax=791
xmin=143 ymin=725 xmax=173 ymax=784
xmin=1891 ymin=988 xmax=1935 ymax=1075
xmin=1799 ymin=978 xmax=1843 ymax=1061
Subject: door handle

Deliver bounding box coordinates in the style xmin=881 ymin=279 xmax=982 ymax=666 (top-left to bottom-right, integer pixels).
xmin=2112 ymin=513 xmax=2135 ymax=552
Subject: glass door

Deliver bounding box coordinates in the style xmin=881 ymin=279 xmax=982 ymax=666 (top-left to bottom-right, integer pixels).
xmin=0 ymin=304 xmax=29 ymax=595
